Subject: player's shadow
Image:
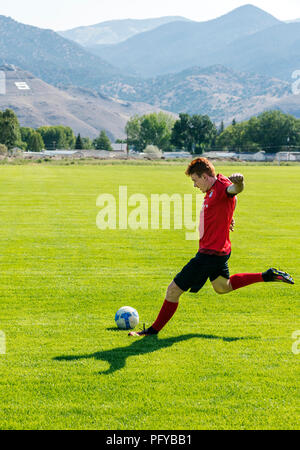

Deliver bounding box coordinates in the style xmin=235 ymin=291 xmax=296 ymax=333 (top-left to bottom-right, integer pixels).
xmin=53 ymin=333 xmax=256 ymax=375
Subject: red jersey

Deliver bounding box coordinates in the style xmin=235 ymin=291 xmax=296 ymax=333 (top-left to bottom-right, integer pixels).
xmin=198 ymin=174 xmax=236 ymax=255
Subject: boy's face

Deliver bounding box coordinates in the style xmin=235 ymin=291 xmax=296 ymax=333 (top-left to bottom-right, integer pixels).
xmin=191 ymin=173 xmax=209 ymax=193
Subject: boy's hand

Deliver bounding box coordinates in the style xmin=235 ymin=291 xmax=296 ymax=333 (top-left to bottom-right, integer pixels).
xmin=227 ymin=173 xmax=245 ymax=195
xmin=229 ymin=173 xmax=244 ymax=185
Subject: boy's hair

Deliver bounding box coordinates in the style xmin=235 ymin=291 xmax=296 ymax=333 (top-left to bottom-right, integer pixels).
xmin=185 ymin=157 xmax=216 ymax=178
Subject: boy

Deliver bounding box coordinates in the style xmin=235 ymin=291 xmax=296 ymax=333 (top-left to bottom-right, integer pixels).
xmin=129 ymin=158 xmax=294 ymax=337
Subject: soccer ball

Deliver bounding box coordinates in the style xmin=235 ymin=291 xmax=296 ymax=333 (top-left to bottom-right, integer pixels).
xmin=115 ymin=306 xmax=139 ymax=330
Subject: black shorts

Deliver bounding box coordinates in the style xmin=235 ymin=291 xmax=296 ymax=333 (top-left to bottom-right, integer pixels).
xmin=173 ymin=252 xmax=231 ymax=293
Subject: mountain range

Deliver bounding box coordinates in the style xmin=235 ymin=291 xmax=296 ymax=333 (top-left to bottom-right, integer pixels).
xmin=59 ymin=16 xmax=191 ymax=46
xmin=0 ymin=14 xmax=119 ymax=89
xmin=86 ymin=5 xmax=300 ymax=81
xmin=0 ymin=4 xmax=300 ymax=139
xmin=99 ymin=64 xmax=293 ymax=123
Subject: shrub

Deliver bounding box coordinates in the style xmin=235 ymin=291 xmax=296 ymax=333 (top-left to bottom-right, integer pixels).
xmin=0 ymin=144 xmax=8 ymax=155
xmin=143 ymin=145 xmax=162 ymax=160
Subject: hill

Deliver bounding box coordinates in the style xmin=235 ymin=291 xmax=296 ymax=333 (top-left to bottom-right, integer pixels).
xmin=0 ymin=10 xmax=298 ymax=131
xmin=273 ymin=93 xmax=300 ymax=118
xmin=88 ymin=5 xmax=281 ymax=77
xmin=211 ymin=22 xmax=300 ymax=81
xmin=0 ymin=65 xmax=173 ymax=140
xmin=59 ymin=16 xmax=190 ymax=46
xmin=99 ymin=65 xmax=292 ymax=124
xmin=0 ymin=15 xmax=121 ymax=89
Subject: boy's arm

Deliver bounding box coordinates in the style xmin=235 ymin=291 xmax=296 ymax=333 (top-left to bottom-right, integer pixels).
xmin=227 ymin=173 xmax=245 ymax=195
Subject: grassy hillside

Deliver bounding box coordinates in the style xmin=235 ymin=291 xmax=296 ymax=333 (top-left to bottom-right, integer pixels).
xmin=0 ymin=15 xmax=119 ymax=87
xmin=100 ymin=65 xmax=291 ymax=122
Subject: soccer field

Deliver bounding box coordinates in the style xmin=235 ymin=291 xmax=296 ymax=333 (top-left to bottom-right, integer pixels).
xmin=0 ymin=163 xmax=299 ymax=430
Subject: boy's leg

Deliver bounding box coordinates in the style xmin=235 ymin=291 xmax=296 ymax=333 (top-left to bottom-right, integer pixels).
xmin=129 ymin=281 xmax=183 ymax=337
xmin=212 ymin=268 xmax=294 ymax=294
xmin=230 ymin=268 xmax=294 ymax=289
xmin=129 ymin=252 xmax=208 ymax=337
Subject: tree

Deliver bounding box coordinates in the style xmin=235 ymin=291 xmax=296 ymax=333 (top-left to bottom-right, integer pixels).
xmin=218 ymin=120 xmax=224 ymax=135
xmin=216 ymin=122 xmax=259 ymax=152
xmin=125 ymin=112 xmax=175 ymax=152
xmin=125 ymin=115 xmax=142 ymax=151
xmin=253 ymin=110 xmax=299 ymax=152
xmin=37 ymin=126 xmax=76 ymax=150
xmin=0 ymin=109 xmax=21 ymax=149
xmin=216 ymin=111 xmax=300 ymax=153
xmin=171 ymin=113 xmax=193 ymax=151
xmin=93 ymin=130 xmax=113 ymax=150
xmin=63 ymin=126 xmax=76 ymax=149
xmin=20 ymin=127 xmax=35 ymax=151
xmin=245 ymin=116 xmax=260 ymax=144
xmin=0 ymin=144 xmax=8 ymax=155
xmin=81 ymin=137 xmax=93 ymax=149
xmin=171 ymin=113 xmax=217 ymax=153
xmin=75 ymin=133 xmax=84 ymax=150
xmin=139 ymin=112 xmax=174 ymax=151
xmin=28 ymin=132 xmax=44 ymax=152
xmin=190 ymin=114 xmax=217 ymax=153
xmin=296 ymin=119 xmax=300 ymax=146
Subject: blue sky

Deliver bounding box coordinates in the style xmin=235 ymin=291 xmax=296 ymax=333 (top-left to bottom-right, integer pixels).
xmin=0 ymin=0 xmax=299 ymax=30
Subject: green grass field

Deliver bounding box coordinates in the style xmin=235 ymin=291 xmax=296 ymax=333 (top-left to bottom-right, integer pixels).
xmin=0 ymin=163 xmax=299 ymax=430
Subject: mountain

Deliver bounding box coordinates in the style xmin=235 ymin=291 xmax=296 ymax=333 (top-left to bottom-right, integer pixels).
xmin=99 ymin=65 xmax=292 ymax=124
xmin=0 ymin=65 xmax=173 ymax=140
xmin=0 ymin=15 xmax=121 ymax=89
xmin=210 ymin=22 xmax=300 ymax=81
xmin=88 ymin=5 xmax=281 ymax=77
xmin=59 ymin=16 xmax=191 ymax=46
xmin=0 ymin=9 xmax=298 ymax=133
xmin=273 ymin=93 xmax=300 ymax=117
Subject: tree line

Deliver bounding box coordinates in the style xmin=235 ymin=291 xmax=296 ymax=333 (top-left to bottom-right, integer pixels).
xmin=126 ymin=110 xmax=300 ymax=153
xmin=0 ymin=109 xmax=113 ymax=153
xmin=1 ymin=108 xmax=300 ymax=154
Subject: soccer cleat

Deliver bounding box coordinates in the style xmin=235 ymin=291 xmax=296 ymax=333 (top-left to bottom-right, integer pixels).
xmin=128 ymin=324 xmax=158 ymax=337
xmin=262 ymin=268 xmax=294 ymax=285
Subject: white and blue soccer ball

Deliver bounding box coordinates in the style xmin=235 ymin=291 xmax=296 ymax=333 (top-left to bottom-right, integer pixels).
xmin=115 ymin=306 xmax=139 ymax=330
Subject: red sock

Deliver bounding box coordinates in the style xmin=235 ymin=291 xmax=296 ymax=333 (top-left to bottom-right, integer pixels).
xmin=230 ymin=273 xmax=263 ymax=290
xmin=151 ymin=299 xmax=178 ymax=332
